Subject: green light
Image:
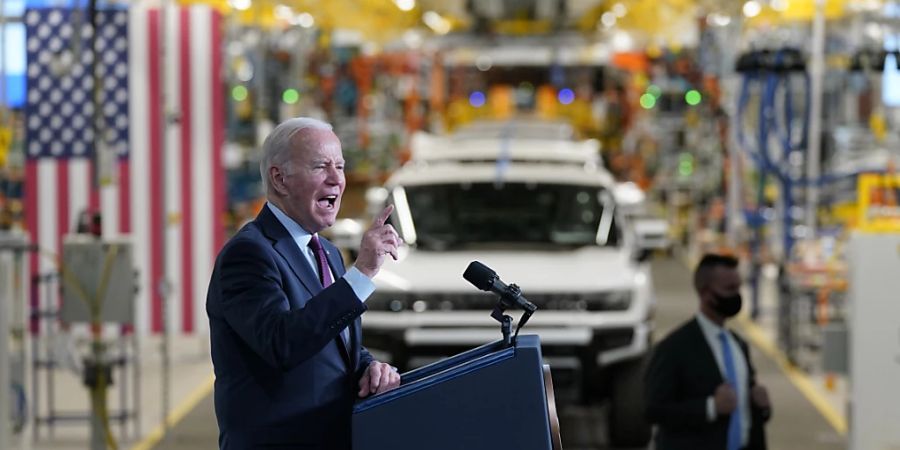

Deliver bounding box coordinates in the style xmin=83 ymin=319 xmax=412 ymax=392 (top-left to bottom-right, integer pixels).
xmin=639 ymin=93 xmax=656 ymax=109
xmin=282 ymin=88 xmax=300 ymax=104
xmin=647 ymin=84 xmax=662 ymax=98
xmin=678 ymin=153 xmax=694 ymax=176
xmin=232 ymin=85 xmax=248 ymax=102
xmin=685 ymin=89 xmax=702 ymax=106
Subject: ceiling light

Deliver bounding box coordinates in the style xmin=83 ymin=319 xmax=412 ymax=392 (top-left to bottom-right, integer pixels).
xmin=611 ymin=30 xmax=633 ymax=51
xmin=612 ymin=2 xmax=627 ymax=18
xmin=743 ymin=1 xmax=762 ymax=18
xmin=297 ymin=12 xmax=315 ymax=28
xmin=707 ymin=12 xmax=732 ymax=27
xmin=601 ymin=11 xmax=616 ymax=28
xmin=394 ymin=0 xmax=415 ymax=12
xmin=274 ymin=4 xmax=292 ymax=20
xmin=423 ymin=11 xmax=451 ymax=35
xmin=770 ymin=0 xmax=788 ymax=12
xmin=229 ymin=0 xmax=251 ymax=11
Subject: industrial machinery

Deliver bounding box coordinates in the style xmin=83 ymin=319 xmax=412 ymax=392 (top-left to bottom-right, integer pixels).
xmin=0 ymin=232 xmax=30 ymax=450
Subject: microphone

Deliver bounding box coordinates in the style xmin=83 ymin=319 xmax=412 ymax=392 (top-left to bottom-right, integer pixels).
xmin=463 ymin=261 xmax=537 ymax=314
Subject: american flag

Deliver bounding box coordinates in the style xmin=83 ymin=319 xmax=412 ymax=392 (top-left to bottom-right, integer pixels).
xmin=24 ymin=5 xmax=225 ymax=335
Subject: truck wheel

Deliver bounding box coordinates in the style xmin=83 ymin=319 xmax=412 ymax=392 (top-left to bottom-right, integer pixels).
xmin=607 ymin=356 xmax=652 ymax=447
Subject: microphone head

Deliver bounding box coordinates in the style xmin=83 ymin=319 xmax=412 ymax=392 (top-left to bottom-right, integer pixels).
xmin=463 ymin=261 xmax=496 ymax=291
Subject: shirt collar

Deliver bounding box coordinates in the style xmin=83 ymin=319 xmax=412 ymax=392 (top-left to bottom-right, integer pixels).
xmin=696 ymin=311 xmax=726 ymax=340
xmin=267 ymin=201 xmax=313 ymax=248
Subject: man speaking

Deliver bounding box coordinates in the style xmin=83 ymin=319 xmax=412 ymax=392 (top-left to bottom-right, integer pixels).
xmin=207 ymin=118 xmax=402 ymax=449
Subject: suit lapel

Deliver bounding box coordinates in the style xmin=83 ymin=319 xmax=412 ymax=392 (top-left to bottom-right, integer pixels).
xmin=257 ymin=206 xmax=321 ymax=298
xmin=257 ymin=207 xmax=354 ymax=369
xmin=688 ymin=318 xmax=726 ymax=383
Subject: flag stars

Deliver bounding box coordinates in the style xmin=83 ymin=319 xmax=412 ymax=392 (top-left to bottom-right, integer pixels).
xmin=48 ymin=10 xmax=62 ymax=26
xmin=71 ymin=89 xmax=86 ymax=104
xmin=26 ymin=8 xmax=130 ymax=161
xmin=26 ymin=10 xmax=39 ymax=26
xmin=71 ymin=63 xmax=84 ymax=78
xmin=49 ymin=37 xmax=62 ymax=52
xmin=49 ymin=89 xmax=63 ymax=105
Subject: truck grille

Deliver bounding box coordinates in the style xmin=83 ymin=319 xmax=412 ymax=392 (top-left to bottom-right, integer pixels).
xmin=367 ymin=291 xmax=631 ymax=312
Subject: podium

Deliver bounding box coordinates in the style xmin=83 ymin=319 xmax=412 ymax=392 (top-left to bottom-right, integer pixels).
xmin=352 ymin=335 xmax=562 ymax=450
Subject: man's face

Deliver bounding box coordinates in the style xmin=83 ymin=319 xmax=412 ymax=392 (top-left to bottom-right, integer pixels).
xmin=701 ymin=266 xmax=741 ymax=305
xmin=278 ymin=128 xmax=345 ymax=234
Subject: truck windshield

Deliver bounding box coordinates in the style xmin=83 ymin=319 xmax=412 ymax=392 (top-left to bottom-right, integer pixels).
xmin=400 ymin=182 xmax=618 ymax=250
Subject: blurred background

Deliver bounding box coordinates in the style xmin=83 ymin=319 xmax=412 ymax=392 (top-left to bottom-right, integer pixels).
xmin=0 ymin=0 xmax=899 ymax=449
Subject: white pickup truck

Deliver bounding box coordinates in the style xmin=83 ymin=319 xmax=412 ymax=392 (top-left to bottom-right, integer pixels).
xmin=355 ymin=123 xmax=657 ymax=447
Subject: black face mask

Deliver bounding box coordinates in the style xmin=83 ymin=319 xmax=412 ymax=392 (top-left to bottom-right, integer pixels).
xmin=711 ymin=292 xmax=742 ymax=318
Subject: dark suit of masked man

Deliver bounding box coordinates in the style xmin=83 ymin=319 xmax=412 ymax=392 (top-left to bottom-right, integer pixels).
xmin=644 ymin=254 xmax=772 ymax=450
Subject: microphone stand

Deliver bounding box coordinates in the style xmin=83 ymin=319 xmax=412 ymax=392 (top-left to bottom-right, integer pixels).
xmin=489 ymin=283 xmax=528 ymax=348
xmin=491 ymin=302 xmax=514 ymax=348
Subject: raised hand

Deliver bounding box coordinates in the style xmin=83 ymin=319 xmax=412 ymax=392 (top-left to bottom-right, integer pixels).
xmin=355 ymin=205 xmax=403 ymax=278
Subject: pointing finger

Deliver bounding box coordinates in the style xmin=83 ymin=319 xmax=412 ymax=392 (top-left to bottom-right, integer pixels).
xmin=373 ymin=204 xmax=394 ymax=227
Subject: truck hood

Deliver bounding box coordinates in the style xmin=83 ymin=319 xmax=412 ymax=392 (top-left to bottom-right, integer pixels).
xmin=373 ymin=247 xmax=638 ymax=294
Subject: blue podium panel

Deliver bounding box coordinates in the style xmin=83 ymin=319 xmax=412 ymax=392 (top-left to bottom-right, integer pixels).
xmin=352 ymin=335 xmax=556 ymax=450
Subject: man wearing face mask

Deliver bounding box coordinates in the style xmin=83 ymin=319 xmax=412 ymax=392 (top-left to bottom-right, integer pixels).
xmin=644 ymin=254 xmax=771 ymax=450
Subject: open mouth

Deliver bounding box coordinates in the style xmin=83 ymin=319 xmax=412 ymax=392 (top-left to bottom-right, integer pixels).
xmin=317 ymin=195 xmax=338 ymax=209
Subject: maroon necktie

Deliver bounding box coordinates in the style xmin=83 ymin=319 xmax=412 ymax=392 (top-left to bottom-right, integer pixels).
xmin=308 ymin=234 xmax=334 ymax=287
xmin=308 ymin=234 xmax=348 ymax=346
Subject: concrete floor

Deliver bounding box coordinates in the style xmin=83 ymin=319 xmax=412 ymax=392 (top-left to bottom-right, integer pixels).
xmin=140 ymin=257 xmax=846 ymax=450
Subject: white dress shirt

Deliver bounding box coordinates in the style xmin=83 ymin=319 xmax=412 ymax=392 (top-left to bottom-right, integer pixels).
xmin=268 ymin=202 xmax=374 ymax=301
xmin=696 ymin=313 xmax=751 ymax=447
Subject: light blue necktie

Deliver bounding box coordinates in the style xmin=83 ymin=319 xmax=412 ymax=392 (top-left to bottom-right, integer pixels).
xmin=719 ymin=331 xmax=742 ymax=450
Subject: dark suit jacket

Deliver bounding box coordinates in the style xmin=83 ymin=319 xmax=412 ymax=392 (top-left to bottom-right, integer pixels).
xmin=644 ymin=318 xmax=770 ymax=450
xmin=207 ymin=205 xmax=374 ymax=449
